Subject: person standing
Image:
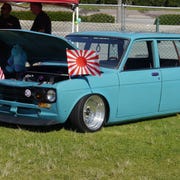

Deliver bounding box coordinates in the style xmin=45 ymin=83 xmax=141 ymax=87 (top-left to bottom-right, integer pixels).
xmin=0 ymin=3 xmax=21 ymax=29
xmin=30 ymin=2 xmax=51 ymax=34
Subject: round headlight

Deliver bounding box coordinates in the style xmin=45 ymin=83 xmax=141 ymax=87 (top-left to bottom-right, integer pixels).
xmin=46 ymin=89 xmax=56 ymax=102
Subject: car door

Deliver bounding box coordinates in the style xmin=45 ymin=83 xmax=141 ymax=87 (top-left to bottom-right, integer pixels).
xmin=117 ymin=40 xmax=161 ymax=118
xmin=158 ymin=40 xmax=180 ymax=112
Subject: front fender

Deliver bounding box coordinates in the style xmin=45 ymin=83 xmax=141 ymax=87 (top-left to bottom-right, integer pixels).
xmin=54 ymin=71 xmax=119 ymax=123
xmin=55 ymin=78 xmax=92 ymax=123
xmin=88 ymin=73 xmax=119 ymax=124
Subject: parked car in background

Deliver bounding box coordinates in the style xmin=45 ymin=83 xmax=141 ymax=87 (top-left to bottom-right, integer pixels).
xmin=0 ymin=29 xmax=179 ymax=132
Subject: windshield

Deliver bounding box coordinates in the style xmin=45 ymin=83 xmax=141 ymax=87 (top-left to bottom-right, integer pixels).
xmin=66 ymin=35 xmax=129 ymax=69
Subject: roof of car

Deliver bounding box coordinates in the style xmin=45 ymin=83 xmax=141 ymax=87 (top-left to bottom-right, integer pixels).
xmin=67 ymin=31 xmax=180 ymax=40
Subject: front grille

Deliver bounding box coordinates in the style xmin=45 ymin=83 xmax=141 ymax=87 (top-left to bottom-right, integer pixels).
xmin=0 ymin=85 xmax=36 ymax=104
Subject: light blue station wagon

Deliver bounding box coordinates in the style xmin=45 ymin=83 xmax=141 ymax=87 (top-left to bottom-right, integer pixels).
xmin=0 ymin=29 xmax=179 ymax=132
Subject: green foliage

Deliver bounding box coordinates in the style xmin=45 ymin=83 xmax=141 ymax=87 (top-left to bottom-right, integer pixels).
xmin=79 ymin=5 xmax=100 ymax=11
xmin=0 ymin=115 xmax=179 ymax=179
xmin=155 ymin=14 xmax=180 ymax=25
xmin=80 ymin=0 xmax=118 ymax=4
xmin=81 ymin=13 xmax=115 ymax=23
xmin=12 ymin=11 xmax=115 ymax=23
xmin=48 ymin=11 xmax=73 ymax=21
xmin=168 ymin=0 xmax=180 ymax=7
xmin=12 ymin=11 xmax=73 ymax=21
xmin=80 ymin=0 xmax=99 ymax=4
xmin=131 ymin=0 xmax=180 ymax=7
xmin=81 ymin=0 xmax=180 ymax=6
xmin=11 ymin=11 xmax=35 ymax=20
xmin=104 ymin=0 xmax=118 ymax=4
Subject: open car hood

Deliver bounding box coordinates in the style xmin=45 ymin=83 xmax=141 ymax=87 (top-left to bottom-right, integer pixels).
xmin=0 ymin=29 xmax=76 ymax=65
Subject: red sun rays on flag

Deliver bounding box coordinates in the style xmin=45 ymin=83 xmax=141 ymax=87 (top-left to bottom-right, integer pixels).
xmin=66 ymin=50 xmax=101 ymax=76
xmin=0 ymin=67 xmax=5 ymax=79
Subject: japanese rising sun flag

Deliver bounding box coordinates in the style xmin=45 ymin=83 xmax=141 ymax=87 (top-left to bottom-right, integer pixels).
xmin=0 ymin=67 xmax=5 ymax=79
xmin=66 ymin=50 xmax=101 ymax=76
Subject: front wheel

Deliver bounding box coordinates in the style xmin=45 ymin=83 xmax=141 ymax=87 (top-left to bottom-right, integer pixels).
xmin=69 ymin=95 xmax=107 ymax=132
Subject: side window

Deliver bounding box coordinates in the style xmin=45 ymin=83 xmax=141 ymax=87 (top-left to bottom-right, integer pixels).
xmin=124 ymin=41 xmax=153 ymax=70
xmin=158 ymin=40 xmax=179 ymax=68
xmin=128 ymin=41 xmax=149 ymax=58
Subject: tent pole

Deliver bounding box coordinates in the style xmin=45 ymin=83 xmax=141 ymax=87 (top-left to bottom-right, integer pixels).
xmin=72 ymin=10 xmax=75 ymax=32
xmin=75 ymin=6 xmax=79 ymax=32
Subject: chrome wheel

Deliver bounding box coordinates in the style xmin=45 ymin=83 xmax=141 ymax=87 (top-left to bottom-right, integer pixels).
xmin=83 ymin=95 xmax=106 ymax=131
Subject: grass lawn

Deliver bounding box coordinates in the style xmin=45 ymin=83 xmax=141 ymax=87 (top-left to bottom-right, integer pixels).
xmin=0 ymin=115 xmax=179 ymax=179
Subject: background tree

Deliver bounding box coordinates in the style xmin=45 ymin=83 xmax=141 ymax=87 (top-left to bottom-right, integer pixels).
xmin=80 ymin=0 xmax=180 ymax=6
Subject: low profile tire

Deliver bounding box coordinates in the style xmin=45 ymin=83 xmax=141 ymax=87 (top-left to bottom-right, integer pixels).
xmin=69 ymin=95 xmax=107 ymax=132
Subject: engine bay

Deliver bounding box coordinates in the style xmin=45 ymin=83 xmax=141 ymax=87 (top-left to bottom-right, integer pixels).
xmin=6 ymin=65 xmax=69 ymax=84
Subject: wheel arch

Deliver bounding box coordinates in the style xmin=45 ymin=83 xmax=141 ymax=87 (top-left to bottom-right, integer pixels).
xmin=68 ymin=93 xmax=110 ymax=124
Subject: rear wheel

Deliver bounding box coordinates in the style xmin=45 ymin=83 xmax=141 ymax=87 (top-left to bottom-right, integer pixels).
xmin=69 ymin=95 xmax=107 ymax=132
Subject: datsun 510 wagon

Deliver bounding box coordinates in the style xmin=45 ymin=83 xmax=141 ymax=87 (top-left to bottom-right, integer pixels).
xmin=0 ymin=29 xmax=179 ymax=132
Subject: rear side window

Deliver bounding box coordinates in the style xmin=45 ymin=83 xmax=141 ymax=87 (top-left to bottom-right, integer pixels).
xmin=128 ymin=41 xmax=149 ymax=58
xmin=158 ymin=40 xmax=180 ymax=68
xmin=124 ymin=40 xmax=154 ymax=70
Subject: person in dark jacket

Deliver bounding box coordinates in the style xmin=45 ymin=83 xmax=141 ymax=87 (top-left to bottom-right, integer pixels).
xmin=0 ymin=3 xmax=21 ymax=29
xmin=30 ymin=2 xmax=51 ymax=34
